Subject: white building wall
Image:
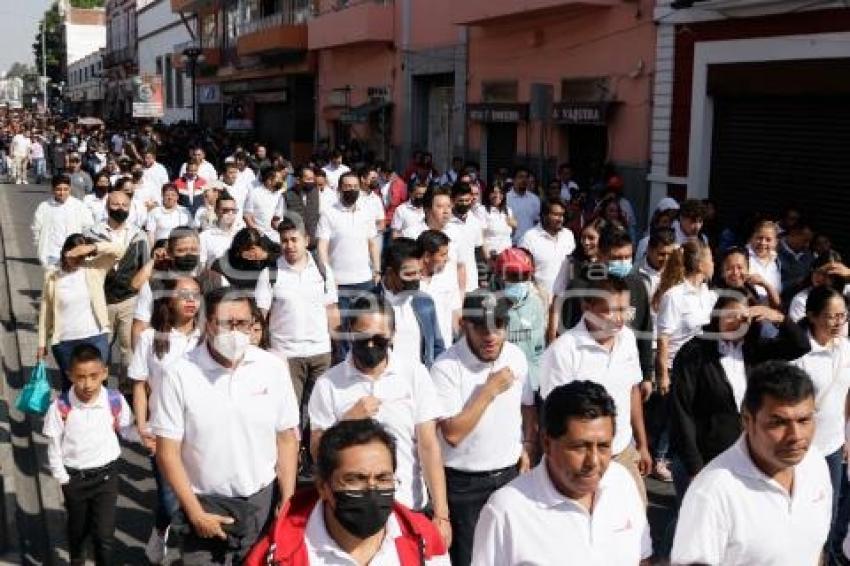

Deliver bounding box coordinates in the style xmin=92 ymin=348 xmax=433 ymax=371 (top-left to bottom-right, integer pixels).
xmin=66 ymin=23 xmax=107 ymax=69
xmin=66 ymin=49 xmax=105 ymax=104
xmin=137 ymin=0 xmax=195 ymax=123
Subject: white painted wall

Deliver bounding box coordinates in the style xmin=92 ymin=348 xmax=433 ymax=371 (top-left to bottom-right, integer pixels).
xmin=66 ymin=23 xmax=106 ymax=69
xmin=137 ymin=0 xmax=195 ymax=123
xmin=66 ymin=49 xmax=105 ymax=102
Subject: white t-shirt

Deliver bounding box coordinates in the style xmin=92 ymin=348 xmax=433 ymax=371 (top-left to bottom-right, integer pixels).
xmin=362 ymin=191 xmax=386 ymax=229
xmin=539 ymin=318 xmax=641 ymax=454
xmin=308 ymin=354 xmax=444 ymax=509
xmin=316 ymin=201 xmax=378 ymax=286
xmin=83 ymin=193 xmax=108 ymax=225
xmin=472 ymin=460 xmax=651 ymax=566
xmin=656 ymin=280 xmax=717 ymax=369
xmin=506 ymin=189 xmax=540 ymax=244
xmin=792 ymin=334 xmax=850 ymax=455
xmin=478 ymin=206 xmax=514 ymax=256
xmin=318 ymin=187 xmax=338 ymax=213
xmin=391 ymin=202 xmax=425 ymax=234
xmin=420 ymin=268 xmax=462 ymax=347
xmin=128 ymin=327 xmax=201 ymax=394
xmin=255 ymin=256 xmax=337 ymax=359
xmin=383 ymin=288 xmax=423 ymax=365
xmin=222 ymin=181 xmax=249 ymax=217
xmin=199 ymin=226 xmax=237 ymax=268
xmin=431 ymin=339 xmax=533 ymax=471
xmin=146 ymin=206 xmax=192 ymax=242
xmin=244 ymin=182 xmax=285 ymax=243
xmin=179 ymin=160 xmax=218 ymax=182
xmin=142 ymin=162 xmax=169 ymax=193
xmin=519 ymin=224 xmax=576 ymax=297
xmin=747 ymin=247 xmax=783 ymax=301
xmin=55 ymin=269 xmax=103 ymax=341
xmin=671 ymin=436 xmax=831 ymax=566
xmin=322 ymin=163 xmax=351 ymax=190
xmin=444 ymin=219 xmax=478 ymax=293
xmin=150 ymin=344 xmax=300 ymax=497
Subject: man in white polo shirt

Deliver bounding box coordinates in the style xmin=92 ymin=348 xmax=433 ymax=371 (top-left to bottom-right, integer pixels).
xmin=471 ymin=380 xmax=652 ymax=566
xmin=152 ymin=288 xmax=300 ymax=565
xmin=256 ymin=216 xmax=339 ymax=475
xmin=448 ymin=182 xmax=484 ymax=292
xmin=308 ymin=295 xmax=452 ymax=548
xmin=316 ymin=171 xmax=381 ymax=357
xmin=539 ymin=277 xmax=652 ymax=501
xmin=243 ymin=167 xmax=286 ymax=243
xmin=431 ymin=291 xmax=537 ymax=566
xmin=506 ymin=166 xmax=540 ymax=244
xmin=519 ymin=197 xmax=576 ymax=300
xmin=672 ymin=361 xmax=831 ymax=566
xmin=391 ymin=181 xmax=427 ymax=239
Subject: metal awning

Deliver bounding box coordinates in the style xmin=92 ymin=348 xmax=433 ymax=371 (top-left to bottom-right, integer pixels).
xmin=340 ymin=100 xmax=392 ymax=124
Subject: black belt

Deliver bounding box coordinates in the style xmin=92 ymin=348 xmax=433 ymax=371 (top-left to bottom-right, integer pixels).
xmin=65 ymin=460 xmax=116 ymax=480
xmin=445 ymin=464 xmax=516 ymax=479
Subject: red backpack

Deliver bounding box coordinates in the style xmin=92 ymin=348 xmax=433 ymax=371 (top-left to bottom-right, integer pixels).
xmin=244 ymin=488 xmax=447 ymax=566
xmin=57 ymin=389 xmax=123 ymax=431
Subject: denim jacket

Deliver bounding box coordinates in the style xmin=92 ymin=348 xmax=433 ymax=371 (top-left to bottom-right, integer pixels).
xmin=375 ymin=285 xmax=446 ymax=368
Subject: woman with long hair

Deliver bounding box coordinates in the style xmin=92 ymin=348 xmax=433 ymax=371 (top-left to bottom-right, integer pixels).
xmin=37 ymin=234 xmax=121 ymax=389
xmin=479 ymin=182 xmax=516 ymax=258
xmin=716 ymin=246 xmax=782 ymax=310
xmin=129 ymin=275 xmax=202 ymax=564
xmin=792 ymin=286 xmax=850 ymax=562
xmin=210 ymin=226 xmax=280 ymax=290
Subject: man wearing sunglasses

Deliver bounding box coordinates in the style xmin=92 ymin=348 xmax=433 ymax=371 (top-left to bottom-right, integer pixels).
xmin=151 ymin=287 xmax=301 ymax=565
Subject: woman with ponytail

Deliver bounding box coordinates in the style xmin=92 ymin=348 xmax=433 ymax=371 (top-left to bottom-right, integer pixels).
xmin=129 ymin=275 xmax=202 ymax=564
xmin=791 ymin=286 xmax=850 ymax=562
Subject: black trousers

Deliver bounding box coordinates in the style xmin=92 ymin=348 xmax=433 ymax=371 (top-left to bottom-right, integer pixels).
xmin=445 ymin=465 xmax=518 ymax=566
xmin=61 ymin=461 xmax=119 ymax=565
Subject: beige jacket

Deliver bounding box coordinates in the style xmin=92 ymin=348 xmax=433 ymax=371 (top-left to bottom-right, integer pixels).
xmin=37 ymin=241 xmax=123 ymax=348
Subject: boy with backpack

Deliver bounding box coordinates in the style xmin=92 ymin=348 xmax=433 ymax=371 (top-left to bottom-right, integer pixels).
xmin=42 ymin=344 xmax=135 ymax=565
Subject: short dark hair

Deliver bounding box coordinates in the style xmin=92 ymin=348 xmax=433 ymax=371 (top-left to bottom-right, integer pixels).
xmin=541 ymin=197 xmax=566 ymax=218
xmin=514 ymin=165 xmax=531 ymax=177
xmin=349 ymin=294 xmax=395 ymax=332
xmin=316 ymin=419 xmax=397 ymax=481
xmin=277 ymin=214 xmax=305 ymax=236
xmin=582 ymin=276 xmax=631 ymax=307
xmin=69 ymin=343 xmax=105 ymax=369
xmin=742 ymin=361 xmax=815 ymax=416
xmin=330 ymin=148 xmax=343 ymax=160
xmin=217 ymin=190 xmax=235 ymax=205
xmin=382 ymin=237 xmax=423 ymax=275
xmin=204 ymin=286 xmax=253 ymax=322
xmin=358 ymin=165 xmax=377 ymax=180
xmin=461 ymin=290 xmax=511 ymax=328
xmin=648 ymin=227 xmax=676 ymax=249
xmin=417 ymin=230 xmax=450 ymax=254
xmin=260 ymin=166 xmax=278 ymax=184
xmin=313 ymin=167 xmax=327 ymax=179
xmin=679 ymin=199 xmax=707 ymax=221
xmin=599 ymin=224 xmax=632 ymax=254
xmin=338 ymin=171 xmax=359 ymax=188
xmin=543 ymin=381 xmax=617 ymax=439
xmin=52 ymin=174 xmax=71 ymax=188
xmin=451 ymin=181 xmax=473 ymax=199
xmin=167 ymin=226 xmax=199 ymax=252
xmin=423 ymin=185 xmax=451 ymax=210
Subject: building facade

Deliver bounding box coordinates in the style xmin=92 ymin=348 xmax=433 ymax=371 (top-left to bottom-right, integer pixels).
xmin=104 ymin=0 xmax=139 ymax=119
xmin=59 ymin=0 xmax=106 ymax=81
xmin=649 ymin=0 xmax=850 ymax=249
xmin=137 ymin=0 xmax=196 ymax=124
xmin=66 ymin=48 xmax=106 ymax=116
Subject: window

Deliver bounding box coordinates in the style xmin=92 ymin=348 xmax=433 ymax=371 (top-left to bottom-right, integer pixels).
xmin=165 ymin=54 xmax=174 ymax=108
xmin=482 ymin=81 xmax=518 ymax=103
xmin=201 ymin=12 xmax=218 ymax=48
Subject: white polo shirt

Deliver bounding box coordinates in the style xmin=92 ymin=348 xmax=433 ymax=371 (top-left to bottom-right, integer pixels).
xmin=146 ymin=206 xmax=193 ymax=242
xmin=747 ymin=246 xmax=783 ymax=301
xmin=448 ymin=214 xmax=483 ymax=292
xmin=305 ymin=501 xmax=451 ymax=566
xmin=420 ymin=268 xmax=461 ymax=347
xmin=128 ymin=327 xmax=201 ymax=392
xmin=308 ymin=354 xmax=443 ymax=510
xmin=222 ymin=181 xmax=249 ymax=217
xmin=656 ymin=280 xmax=717 ymax=369
xmin=318 ymin=187 xmax=337 ymax=213
xmin=506 ymin=189 xmax=540 ymax=244
xmin=539 ymin=318 xmax=641 ymax=454
xmin=672 ymin=436 xmax=831 ymax=566
xmin=792 ymin=334 xmax=850 ymax=455
xmin=472 ymin=459 xmax=651 ymax=566
xmin=391 ymin=202 xmax=425 ymax=234
xmin=362 ymin=191 xmax=386 ymax=228
xmin=316 ymin=201 xmax=378 ymax=286
xmin=431 ymin=338 xmax=533 ymax=471
xmin=255 ymin=255 xmax=337 ymax=359
xmin=244 ymin=182 xmax=285 ymax=243
xmin=519 ymin=224 xmax=576 ymax=296
xmin=478 ymin=206 xmax=514 ymax=256
xmin=199 ymin=225 xmax=237 ymax=268
xmin=322 ymin=163 xmax=351 ymax=190
xmin=383 ymin=288 xmax=423 ymax=365
xmin=150 ymin=344 xmax=300 ymax=498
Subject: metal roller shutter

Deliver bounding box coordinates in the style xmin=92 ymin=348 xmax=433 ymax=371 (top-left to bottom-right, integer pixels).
xmin=709 ymin=96 xmax=850 ymax=254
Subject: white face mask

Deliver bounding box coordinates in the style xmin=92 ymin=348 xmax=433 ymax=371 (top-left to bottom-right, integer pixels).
xmin=212 ymin=330 xmax=251 ymax=362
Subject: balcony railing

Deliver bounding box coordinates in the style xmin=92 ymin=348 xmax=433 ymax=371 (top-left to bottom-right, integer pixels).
xmin=235 ymin=0 xmax=312 ymax=37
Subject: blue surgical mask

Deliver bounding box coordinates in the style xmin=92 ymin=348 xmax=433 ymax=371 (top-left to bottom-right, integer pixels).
xmin=607 ymin=259 xmax=633 ymax=279
xmin=504 ymin=282 xmax=529 ymax=302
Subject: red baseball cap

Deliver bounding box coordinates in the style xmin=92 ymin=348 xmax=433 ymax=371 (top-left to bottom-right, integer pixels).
xmin=495 ymin=248 xmax=533 ymax=276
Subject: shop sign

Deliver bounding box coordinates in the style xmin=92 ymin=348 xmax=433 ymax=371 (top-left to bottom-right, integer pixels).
xmin=199 ymin=84 xmax=221 ymax=104
xmin=552 ymin=102 xmax=609 ymax=126
xmin=131 ymin=74 xmax=164 ymax=118
xmin=468 ymin=103 xmax=528 ymax=123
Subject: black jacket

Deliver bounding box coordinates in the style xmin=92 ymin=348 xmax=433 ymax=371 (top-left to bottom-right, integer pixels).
xmin=561 ymin=264 xmax=654 ymax=380
xmin=85 ymin=224 xmax=149 ymax=304
xmin=670 ymin=318 xmax=810 ymax=476
xmin=284 ymin=185 xmax=321 ymax=249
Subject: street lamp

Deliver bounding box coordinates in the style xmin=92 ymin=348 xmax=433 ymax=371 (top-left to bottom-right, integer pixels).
xmin=180 ymin=46 xmax=205 ymax=124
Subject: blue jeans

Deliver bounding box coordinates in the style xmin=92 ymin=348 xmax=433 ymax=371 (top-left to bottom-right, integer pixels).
xmin=51 ymin=333 xmax=109 ymax=391
xmin=151 ymin=457 xmax=179 ymax=532
xmin=32 ymin=158 xmax=46 ymax=180
xmin=825 ymin=448 xmax=848 ymax=565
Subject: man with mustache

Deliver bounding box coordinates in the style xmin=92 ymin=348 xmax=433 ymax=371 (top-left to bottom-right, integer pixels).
xmin=672 ymin=361 xmax=831 ymax=565
xmin=471 ymin=380 xmax=652 ymax=565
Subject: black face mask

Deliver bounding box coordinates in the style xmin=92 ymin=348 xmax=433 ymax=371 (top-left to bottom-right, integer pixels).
xmin=351 ymin=335 xmax=390 ymax=369
xmin=411 ymin=197 xmax=424 ymax=208
xmin=399 ymin=278 xmax=420 ymax=292
xmin=340 ymin=190 xmax=359 ymax=207
xmin=302 ymin=182 xmax=316 ymax=191
xmin=369 ymin=180 xmax=381 ymax=192
xmin=454 ymin=204 xmax=470 ymax=217
xmin=132 ymin=171 xmax=144 ymax=181
xmin=108 ymin=208 xmax=129 ymax=223
xmin=273 ymin=182 xmax=285 ymax=191
xmin=332 ymin=489 xmax=394 ymax=539
xmin=172 ymin=254 xmax=199 ymax=272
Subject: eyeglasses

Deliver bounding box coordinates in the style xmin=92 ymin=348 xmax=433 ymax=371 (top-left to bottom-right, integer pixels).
xmin=212 ymin=318 xmax=253 ymax=332
xmin=336 ymin=472 xmax=400 ymax=491
xmin=174 ymin=289 xmax=201 ymax=301
xmin=823 ymin=312 xmax=848 ymax=323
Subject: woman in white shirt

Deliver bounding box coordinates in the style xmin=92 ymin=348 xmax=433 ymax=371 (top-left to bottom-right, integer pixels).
xmin=478 ymin=183 xmax=516 ymax=258
xmin=36 ymin=234 xmax=120 ymax=390
xmin=747 ymin=220 xmax=782 ymax=303
xmin=129 ymin=275 xmax=201 ymax=562
xmin=789 ymin=250 xmax=848 ymax=324
xmin=791 ymin=286 xmax=850 ymax=560
xmin=146 ymin=183 xmax=192 ymax=248
xmin=82 ymin=171 xmax=111 ymax=224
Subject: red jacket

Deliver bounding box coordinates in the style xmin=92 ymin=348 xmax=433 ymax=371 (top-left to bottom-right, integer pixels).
xmin=244 ymin=489 xmax=446 ymax=566
xmin=385 ymin=176 xmax=408 ymax=227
